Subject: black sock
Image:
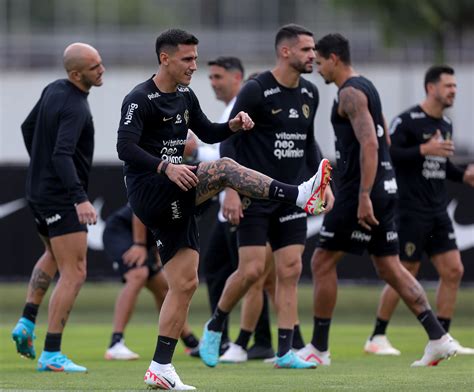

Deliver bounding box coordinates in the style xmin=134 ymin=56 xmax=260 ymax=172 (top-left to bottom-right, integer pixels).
xmin=208 ymin=307 xmax=229 ymax=332
xmin=311 ymin=317 xmax=331 ymax=352
xmin=22 ymin=302 xmax=39 ymax=324
xmin=181 ymin=333 xmax=199 ymax=349
xmin=269 ymin=180 xmax=298 ymax=204
xmin=277 ymin=328 xmax=294 ymax=357
xmin=417 ymin=310 xmax=445 ymax=340
xmin=235 ymin=329 xmax=252 ymax=350
xmin=44 ymin=333 xmax=62 ymax=352
xmin=437 ymin=317 xmax=451 ymax=333
xmin=109 ymin=332 xmax=123 ymax=348
xmin=292 ymin=324 xmax=305 ymax=350
xmin=153 ymin=335 xmax=178 ymax=365
xmin=371 ymin=317 xmax=389 ymax=338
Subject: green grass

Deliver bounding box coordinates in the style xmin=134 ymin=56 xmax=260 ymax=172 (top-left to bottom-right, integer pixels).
xmin=1 ymin=283 xmax=473 ymax=391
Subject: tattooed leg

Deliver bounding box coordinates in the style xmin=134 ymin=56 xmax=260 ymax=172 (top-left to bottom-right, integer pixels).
xmin=195 ymin=158 xmax=273 ymax=205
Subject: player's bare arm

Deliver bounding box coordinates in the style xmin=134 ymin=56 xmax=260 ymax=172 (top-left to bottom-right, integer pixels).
xmin=339 ymin=86 xmax=379 ymax=230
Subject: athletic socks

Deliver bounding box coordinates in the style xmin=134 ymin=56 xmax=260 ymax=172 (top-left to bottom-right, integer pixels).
xmin=437 ymin=317 xmax=451 ymax=333
xmin=109 ymin=332 xmax=124 ymax=348
xmin=269 ymin=181 xmax=298 ymax=204
xmin=311 ymin=317 xmax=331 ymax=352
xmin=153 ymin=335 xmax=178 ymax=364
xmin=235 ymin=329 xmax=252 ymax=350
xmin=292 ymin=324 xmax=305 ymax=350
xmin=417 ymin=310 xmax=445 ymax=340
xmin=44 ymin=332 xmax=62 ymax=352
xmin=208 ymin=307 xmax=229 ymax=332
xmin=371 ymin=317 xmax=389 ymax=338
xmin=277 ymin=328 xmax=294 ymax=357
xmin=181 ymin=333 xmax=199 ymax=349
xmin=22 ymin=302 xmax=39 ymax=324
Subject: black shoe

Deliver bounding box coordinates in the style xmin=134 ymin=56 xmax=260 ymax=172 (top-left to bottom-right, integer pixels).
xmin=247 ymin=344 xmax=275 ymax=360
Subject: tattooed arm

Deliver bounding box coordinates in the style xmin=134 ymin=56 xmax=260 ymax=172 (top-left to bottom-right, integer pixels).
xmin=338 ymin=86 xmax=379 ymax=229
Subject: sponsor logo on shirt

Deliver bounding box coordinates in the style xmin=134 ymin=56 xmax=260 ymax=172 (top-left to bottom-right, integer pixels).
xmin=156 ymin=239 xmax=163 ymax=247
xmin=147 ymin=92 xmax=161 ymax=100
xmin=263 ymin=86 xmax=281 ymax=97
xmin=288 ymin=108 xmax=299 ymax=118
xmin=381 ymin=161 xmax=392 ymax=170
xmin=383 ymin=178 xmax=398 ymax=194
xmin=177 ymin=86 xmax=189 ymax=92
xmin=175 ymin=114 xmax=182 ymax=124
xmin=422 ymin=156 xmax=446 ymax=180
xmin=124 ymin=103 xmax=138 ymax=125
xmin=376 ymin=124 xmax=384 ymax=137
xmin=410 ymin=111 xmax=426 ymax=119
xmin=389 ymin=117 xmax=402 ymax=135
xmin=273 ymin=132 xmax=306 ymax=160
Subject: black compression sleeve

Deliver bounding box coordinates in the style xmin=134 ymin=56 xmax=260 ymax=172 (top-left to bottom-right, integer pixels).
xmin=116 ymin=130 xmax=162 ymax=172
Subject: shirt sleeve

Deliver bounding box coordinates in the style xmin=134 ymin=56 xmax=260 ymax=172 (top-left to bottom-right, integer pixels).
xmin=116 ymin=92 xmax=162 ymax=172
xmin=51 ymin=97 xmax=89 ymax=204
xmin=446 ymin=159 xmax=465 ymax=183
xmin=21 ymin=88 xmax=46 ymax=156
xmin=188 ymin=89 xmax=234 ymax=143
xmin=305 ymin=85 xmax=321 ymax=172
xmin=389 ymin=115 xmax=422 ymax=166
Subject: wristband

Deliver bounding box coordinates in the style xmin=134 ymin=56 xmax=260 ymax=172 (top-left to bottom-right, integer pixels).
xmin=160 ymin=161 xmax=170 ymax=175
xmin=134 ymin=242 xmax=147 ymax=247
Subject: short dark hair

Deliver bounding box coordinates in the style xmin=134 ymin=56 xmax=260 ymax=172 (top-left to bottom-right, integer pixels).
xmin=275 ymin=24 xmax=313 ymax=50
xmin=315 ymin=33 xmax=351 ymax=65
xmin=424 ymin=65 xmax=455 ymax=93
xmin=207 ymin=56 xmax=244 ymax=76
xmin=155 ymin=29 xmax=199 ymax=64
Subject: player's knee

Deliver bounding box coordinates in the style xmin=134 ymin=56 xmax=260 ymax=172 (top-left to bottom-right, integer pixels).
xmin=441 ymin=262 xmax=464 ymax=284
xmin=311 ymin=250 xmax=332 ymax=278
xmin=125 ymin=267 xmax=148 ymax=287
xmin=277 ymin=258 xmax=302 ymax=282
xmin=241 ymin=265 xmax=264 ymax=285
xmin=178 ymin=274 xmax=199 ymax=296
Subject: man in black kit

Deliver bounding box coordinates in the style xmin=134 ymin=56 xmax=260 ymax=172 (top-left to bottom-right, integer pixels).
xmin=116 ymin=28 xmax=331 ymax=390
xmin=200 ymin=24 xmax=334 ymax=370
xmin=296 ymin=34 xmax=458 ymax=367
xmin=11 ymin=43 xmax=105 ymax=372
xmin=365 ymin=65 xmax=474 ymax=356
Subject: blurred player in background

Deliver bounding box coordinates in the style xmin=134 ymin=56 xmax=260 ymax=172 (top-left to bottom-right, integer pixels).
xmin=298 ymin=33 xmax=458 ymax=368
xmin=12 ymin=43 xmax=105 ymax=373
xmin=365 ymin=65 xmax=474 ymax=356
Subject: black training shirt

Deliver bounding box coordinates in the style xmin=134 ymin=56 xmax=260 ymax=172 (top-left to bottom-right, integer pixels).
xmin=221 ymin=71 xmax=320 ymax=184
xmin=331 ymin=76 xmax=397 ymax=199
xmin=21 ymin=79 xmax=94 ymax=209
xmin=389 ymin=105 xmax=464 ymax=213
xmin=117 ymin=78 xmax=233 ymax=192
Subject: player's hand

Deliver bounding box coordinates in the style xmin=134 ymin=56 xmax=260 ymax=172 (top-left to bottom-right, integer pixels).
xmin=420 ymin=129 xmax=455 ymax=157
xmin=322 ymin=184 xmax=335 ymax=214
xmin=222 ymin=188 xmax=243 ymax=225
xmin=463 ymin=163 xmax=474 ymax=187
xmin=228 ymin=111 xmax=254 ymax=132
xmin=122 ymin=244 xmax=147 ymax=266
xmin=164 ymin=163 xmax=199 ymax=191
xmin=75 ymin=200 xmax=97 ymax=225
xmin=357 ymin=193 xmax=379 ymax=230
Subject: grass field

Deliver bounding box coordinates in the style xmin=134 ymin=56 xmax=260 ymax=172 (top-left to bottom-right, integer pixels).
xmin=1 ymin=282 xmax=473 ymax=391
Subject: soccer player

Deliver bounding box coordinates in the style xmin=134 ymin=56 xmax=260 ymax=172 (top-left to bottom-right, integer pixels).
xmin=103 ymin=204 xmax=199 ymax=360
xmin=116 ymin=28 xmax=331 ymax=390
xmin=12 ymin=43 xmax=105 ymax=372
xmin=199 ymin=24 xmax=334 ymax=370
xmin=296 ymin=34 xmax=458 ymax=367
xmin=365 ymin=65 xmax=474 ymax=356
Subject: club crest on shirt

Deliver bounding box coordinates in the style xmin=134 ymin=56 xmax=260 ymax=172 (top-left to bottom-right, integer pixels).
xmin=405 ymin=242 xmax=416 ymax=257
xmin=302 ymin=104 xmax=310 ymax=119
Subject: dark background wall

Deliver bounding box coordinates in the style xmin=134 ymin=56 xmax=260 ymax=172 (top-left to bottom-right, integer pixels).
xmin=1 ymin=165 xmax=473 ymax=282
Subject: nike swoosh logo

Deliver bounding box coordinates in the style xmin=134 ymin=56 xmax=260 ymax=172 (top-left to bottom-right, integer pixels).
xmin=163 ymin=116 xmax=173 ymax=122
xmin=271 ymin=108 xmax=282 ymax=115
xmin=447 ymin=199 xmax=474 ymax=251
xmin=0 ymin=198 xmax=27 ymax=219
xmin=159 ymin=340 xmax=171 ymax=345
xmin=162 ymin=376 xmax=176 ymax=388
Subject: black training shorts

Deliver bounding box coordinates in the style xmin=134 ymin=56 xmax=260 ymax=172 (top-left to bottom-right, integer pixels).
xmin=317 ymin=196 xmax=399 ymax=257
xmin=237 ymin=198 xmax=307 ymax=250
xmin=29 ymin=203 xmax=87 ymax=238
xmin=398 ymin=209 xmax=457 ymax=261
